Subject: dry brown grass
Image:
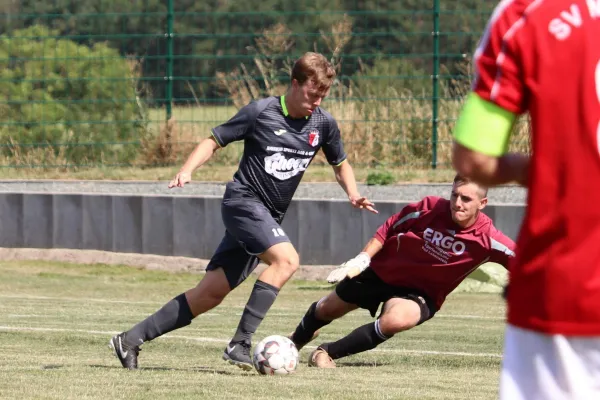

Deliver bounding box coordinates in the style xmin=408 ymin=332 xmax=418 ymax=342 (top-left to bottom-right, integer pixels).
xmin=139 ymin=118 xmax=199 ymax=166
xmin=0 ymin=137 xmax=77 ymax=171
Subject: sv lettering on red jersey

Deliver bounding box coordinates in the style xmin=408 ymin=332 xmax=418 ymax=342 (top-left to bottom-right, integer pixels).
xmin=474 ymin=0 xmax=600 ymax=335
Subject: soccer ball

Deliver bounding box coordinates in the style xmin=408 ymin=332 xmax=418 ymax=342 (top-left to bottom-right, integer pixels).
xmin=253 ymin=335 xmax=299 ymax=375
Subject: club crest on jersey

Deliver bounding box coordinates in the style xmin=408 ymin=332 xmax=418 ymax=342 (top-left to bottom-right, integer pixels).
xmin=308 ymin=130 xmax=320 ymax=147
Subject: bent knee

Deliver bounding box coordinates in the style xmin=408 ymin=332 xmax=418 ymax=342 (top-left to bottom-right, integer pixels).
xmin=188 ymin=282 xmax=229 ymax=307
xmin=316 ymin=294 xmax=354 ymax=320
xmin=378 ymin=310 xmax=420 ymax=335
xmin=274 ymin=254 xmax=300 ymax=273
xmin=378 ymin=315 xmax=412 ymax=335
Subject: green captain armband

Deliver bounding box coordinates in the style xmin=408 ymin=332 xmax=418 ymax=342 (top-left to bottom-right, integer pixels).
xmin=453 ymin=93 xmax=517 ymax=157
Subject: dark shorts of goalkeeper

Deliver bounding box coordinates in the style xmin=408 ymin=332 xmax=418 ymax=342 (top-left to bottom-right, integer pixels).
xmin=335 ymin=268 xmax=437 ymax=325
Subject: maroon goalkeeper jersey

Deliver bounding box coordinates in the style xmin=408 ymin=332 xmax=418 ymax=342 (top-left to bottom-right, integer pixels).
xmin=370 ymin=196 xmax=515 ymax=310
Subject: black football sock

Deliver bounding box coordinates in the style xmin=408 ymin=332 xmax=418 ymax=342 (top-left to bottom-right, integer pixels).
xmin=124 ymin=293 xmax=193 ymax=347
xmin=319 ymin=320 xmax=392 ymax=360
xmin=231 ymin=280 xmax=279 ymax=344
xmin=291 ymin=301 xmax=331 ymax=346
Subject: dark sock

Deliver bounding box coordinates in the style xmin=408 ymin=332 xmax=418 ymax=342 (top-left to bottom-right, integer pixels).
xmin=231 ymin=280 xmax=279 ymax=344
xmin=124 ymin=293 xmax=194 ymax=347
xmin=291 ymin=301 xmax=331 ymax=346
xmin=319 ymin=320 xmax=392 ymax=360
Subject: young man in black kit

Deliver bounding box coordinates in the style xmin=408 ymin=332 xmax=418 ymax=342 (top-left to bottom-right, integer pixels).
xmin=110 ymin=52 xmax=377 ymax=370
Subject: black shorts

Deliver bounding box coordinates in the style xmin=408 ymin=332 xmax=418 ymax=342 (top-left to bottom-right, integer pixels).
xmin=335 ymin=268 xmax=437 ymax=325
xmin=206 ymin=186 xmax=290 ymax=290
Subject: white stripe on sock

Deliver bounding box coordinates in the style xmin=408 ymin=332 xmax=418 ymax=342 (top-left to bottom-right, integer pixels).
xmin=374 ymin=319 xmax=390 ymax=340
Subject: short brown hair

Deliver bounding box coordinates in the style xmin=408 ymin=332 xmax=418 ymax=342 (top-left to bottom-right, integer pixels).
xmin=291 ymin=52 xmax=336 ymax=92
xmin=453 ymin=174 xmax=488 ymax=198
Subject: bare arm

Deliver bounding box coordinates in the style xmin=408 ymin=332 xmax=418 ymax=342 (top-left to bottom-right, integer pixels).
xmin=333 ymin=160 xmax=359 ymax=198
xmin=168 ymin=137 xmax=220 ymax=188
xmin=360 ymin=238 xmax=384 ymax=258
xmin=452 ymin=142 xmax=529 ymax=186
xmin=332 ymin=161 xmax=378 ymax=213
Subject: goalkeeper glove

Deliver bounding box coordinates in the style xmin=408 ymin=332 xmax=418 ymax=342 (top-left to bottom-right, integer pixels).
xmin=326 ymin=252 xmax=371 ymax=284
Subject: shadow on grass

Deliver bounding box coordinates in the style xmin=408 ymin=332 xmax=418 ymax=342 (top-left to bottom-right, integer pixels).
xmin=296 ymin=285 xmax=335 ymax=291
xmin=336 ymin=361 xmax=391 ymax=367
xmin=87 ymin=364 xmax=251 ymax=376
xmin=42 ymin=364 xmax=63 ymax=370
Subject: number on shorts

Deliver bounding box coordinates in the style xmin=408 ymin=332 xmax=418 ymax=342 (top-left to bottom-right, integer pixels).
xmin=272 ymin=228 xmax=286 ymax=237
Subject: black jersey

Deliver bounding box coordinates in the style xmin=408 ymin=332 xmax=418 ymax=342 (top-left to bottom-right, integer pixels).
xmin=211 ymin=96 xmax=347 ymax=219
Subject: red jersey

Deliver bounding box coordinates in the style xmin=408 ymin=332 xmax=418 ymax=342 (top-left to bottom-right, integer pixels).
xmin=473 ymin=0 xmax=600 ymax=335
xmin=370 ymin=196 xmax=515 ymax=310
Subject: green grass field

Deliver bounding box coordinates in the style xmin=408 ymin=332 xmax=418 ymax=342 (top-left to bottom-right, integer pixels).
xmin=0 ymin=261 xmax=507 ymax=399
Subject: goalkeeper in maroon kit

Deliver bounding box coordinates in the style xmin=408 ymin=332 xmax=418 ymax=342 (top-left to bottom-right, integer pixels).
xmin=288 ymin=175 xmax=515 ymax=367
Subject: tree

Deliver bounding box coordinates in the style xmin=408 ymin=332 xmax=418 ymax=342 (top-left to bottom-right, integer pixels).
xmin=0 ymin=25 xmax=144 ymax=164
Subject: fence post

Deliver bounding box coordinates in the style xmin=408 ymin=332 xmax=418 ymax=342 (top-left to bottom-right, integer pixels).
xmin=431 ymin=0 xmax=440 ymax=169
xmin=166 ymin=0 xmax=174 ymax=122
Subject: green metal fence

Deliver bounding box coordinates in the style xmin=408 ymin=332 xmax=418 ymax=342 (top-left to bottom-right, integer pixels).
xmin=0 ymin=1 xmax=528 ymax=171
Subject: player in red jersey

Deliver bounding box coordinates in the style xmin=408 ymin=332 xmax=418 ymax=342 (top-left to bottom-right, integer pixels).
xmin=287 ymin=175 xmax=515 ymax=367
xmin=452 ymin=1 xmax=600 ymax=398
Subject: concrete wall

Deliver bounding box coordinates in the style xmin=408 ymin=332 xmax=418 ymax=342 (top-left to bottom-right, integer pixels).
xmin=0 ymin=193 xmax=524 ymax=265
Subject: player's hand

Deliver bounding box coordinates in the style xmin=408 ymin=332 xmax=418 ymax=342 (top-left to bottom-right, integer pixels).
xmin=168 ymin=171 xmax=192 ymax=188
xmin=326 ymin=252 xmax=371 ymax=284
xmin=349 ymin=195 xmax=378 ymax=214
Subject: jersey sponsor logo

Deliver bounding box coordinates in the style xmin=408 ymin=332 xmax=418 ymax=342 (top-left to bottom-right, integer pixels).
xmin=308 ymin=130 xmax=320 ymax=147
xmin=274 ymin=129 xmax=287 ymax=136
xmin=264 ymin=152 xmax=311 ymax=180
xmin=423 ymin=228 xmax=466 ymax=255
